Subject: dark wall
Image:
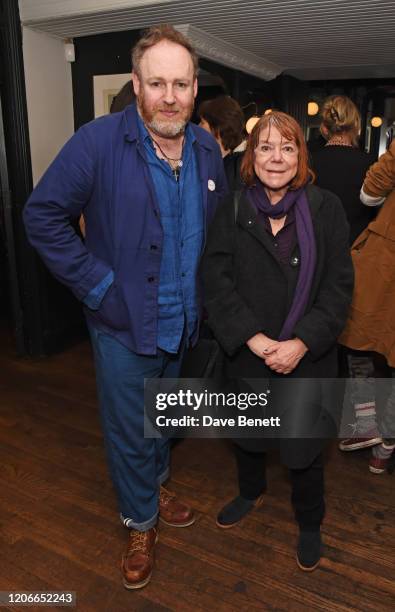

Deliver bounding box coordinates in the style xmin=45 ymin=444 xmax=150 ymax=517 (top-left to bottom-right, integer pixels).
xmin=275 ymin=75 xmax=309 ymax=130
xmin=72 ymin=30 xmax=141 ymax=129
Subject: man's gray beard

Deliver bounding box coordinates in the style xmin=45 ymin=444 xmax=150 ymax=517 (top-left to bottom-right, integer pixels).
xmin=146 ymin=116 xmax=187 ymax=138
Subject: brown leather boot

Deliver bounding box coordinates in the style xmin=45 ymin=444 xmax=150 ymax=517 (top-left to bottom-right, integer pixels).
xmin=159 ymin=486 xmax=196 ymax=527
xmin=121 ymin=527 xmax=158 ymax=589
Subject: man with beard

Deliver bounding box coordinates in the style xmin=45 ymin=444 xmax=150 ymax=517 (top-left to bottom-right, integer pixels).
xmin=23 ymin=24 xmax=226 ymax=589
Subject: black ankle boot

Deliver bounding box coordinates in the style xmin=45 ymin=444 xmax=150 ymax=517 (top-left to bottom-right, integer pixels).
xmin=296 ymin=529 xmax=322 ymax=571
xmin=216 ymin=494 xmax=264 ymax=528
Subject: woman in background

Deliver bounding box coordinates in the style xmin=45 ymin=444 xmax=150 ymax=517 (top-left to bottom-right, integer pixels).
xmin=311 ymin=95 xmax=380 ymax=450
xmin=311 ymin=95 xmax=376 ymax=245
xmin=198 ymin=95 xmax=246 ymax=190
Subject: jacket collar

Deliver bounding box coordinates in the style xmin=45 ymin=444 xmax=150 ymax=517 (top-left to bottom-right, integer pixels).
xmin=122 ymin=102 xmax=217 ymax=151
xmin=122 ymin=103 xmax=140 ymax=142
xmin=305 ymin=183 xmax=324 ymax=219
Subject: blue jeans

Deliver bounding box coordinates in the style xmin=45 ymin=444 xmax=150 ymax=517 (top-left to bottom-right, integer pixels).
xmin=88 ymin=325 xmax=184 ymax=531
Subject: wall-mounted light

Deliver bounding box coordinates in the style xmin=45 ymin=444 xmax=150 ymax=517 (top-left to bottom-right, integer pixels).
xmin=264 ymin=108 xmax=272 ymax=115
xmin=246 ymin=116 xmax=260 ymax=134
xmin=307 ymin=101 xmax=319 ymax=116
xmin=371 ymin=116 xmax=383 ymax=128
xmin=64 ymin=38 xmax=75 ymax=63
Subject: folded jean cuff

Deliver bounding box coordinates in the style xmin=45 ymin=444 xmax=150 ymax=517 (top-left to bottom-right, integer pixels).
xmin=120 ymin=510 xmax=158 ymax=532
xmin=119 ymin=466 xmax=170 ymax=530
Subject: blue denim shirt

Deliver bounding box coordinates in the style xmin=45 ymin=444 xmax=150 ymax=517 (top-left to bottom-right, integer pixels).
xmin=139 ymin=117 xmax=203 ymax=353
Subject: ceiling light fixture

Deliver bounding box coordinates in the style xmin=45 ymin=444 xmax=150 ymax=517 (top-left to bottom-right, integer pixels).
xmin=246 ymin=116 xmax=260 ymax=134
xmin=371 ymin=116 xmax=383 ymax=128
xmin=307 ymin=101 xmax=319 ymax=116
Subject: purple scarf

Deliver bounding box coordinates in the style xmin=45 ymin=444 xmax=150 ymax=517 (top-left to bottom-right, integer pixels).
xmin=247 ymin=182 xmax=316 ymax=340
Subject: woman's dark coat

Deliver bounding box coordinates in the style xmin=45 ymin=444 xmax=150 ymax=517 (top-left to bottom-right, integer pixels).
xmin=201 ymin=183 xmax=354 ymax=468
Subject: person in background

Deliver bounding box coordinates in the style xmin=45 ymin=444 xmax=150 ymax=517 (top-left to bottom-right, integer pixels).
xmin=109 ymin=80 xmax=135 ymax=113
xmin=202 ymin=111 xmax=353 ymax=571
xmin=307 ymin=133 xmax=326 ymax=153
xmin=340 ymin=140 xmax=395 ymax=473
xmin=198 ymin=95 xmax=246 ymax=190
xmin=310 ymin=95 xmax=376 ymax=245
xmin=23 ymin=24 xmax=227 ymax=590
xmin=311 ymin=95 xmax=379 ymax=450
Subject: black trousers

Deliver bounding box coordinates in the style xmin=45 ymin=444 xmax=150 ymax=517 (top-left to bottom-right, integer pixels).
xmin=234 ymin=444 xmax=325 ymax=530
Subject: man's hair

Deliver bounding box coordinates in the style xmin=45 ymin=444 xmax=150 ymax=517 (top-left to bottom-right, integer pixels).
xmin=241 ymin=110 xmax=313 ymax=188
xmin=131 ymin=24 xmax=199 ymax=78
xmin=198 ymin=96 xmax=245 ymax=151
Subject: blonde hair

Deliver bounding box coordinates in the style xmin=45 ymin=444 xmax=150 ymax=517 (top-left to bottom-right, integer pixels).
xmin=320 ymin=95 xmax=361 ymax=146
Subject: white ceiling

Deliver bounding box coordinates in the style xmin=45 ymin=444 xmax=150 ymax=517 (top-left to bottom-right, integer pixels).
xmin=19 ymin=0 xmax=395 ymax=80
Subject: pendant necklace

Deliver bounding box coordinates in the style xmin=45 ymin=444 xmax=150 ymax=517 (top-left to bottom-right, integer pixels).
xmin=151 ymin=136 xmax=184 ymax=181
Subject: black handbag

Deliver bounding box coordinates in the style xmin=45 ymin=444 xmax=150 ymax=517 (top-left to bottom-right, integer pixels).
xmin=180 ymin=325 xmax=223 ymax=378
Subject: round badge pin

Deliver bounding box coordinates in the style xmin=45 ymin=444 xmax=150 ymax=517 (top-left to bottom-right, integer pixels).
xmin=208 ymin=179 xmax=216 ymax=191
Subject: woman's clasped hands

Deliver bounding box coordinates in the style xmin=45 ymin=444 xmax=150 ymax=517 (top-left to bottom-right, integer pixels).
xmin=246 ymin=333 xmax=308 ymax=375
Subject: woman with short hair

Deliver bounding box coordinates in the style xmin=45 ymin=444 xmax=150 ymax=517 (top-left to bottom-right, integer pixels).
xmin=201 ymin=111 xmax=354 ymax=571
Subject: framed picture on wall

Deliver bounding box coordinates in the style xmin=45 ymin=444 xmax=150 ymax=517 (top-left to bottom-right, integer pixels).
xmin=93 ymin=74 xmax=130 ymax=117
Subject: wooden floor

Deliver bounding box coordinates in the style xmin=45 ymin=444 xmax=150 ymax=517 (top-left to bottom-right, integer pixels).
xmin=0 ymin=327 xmax=394 ymax=612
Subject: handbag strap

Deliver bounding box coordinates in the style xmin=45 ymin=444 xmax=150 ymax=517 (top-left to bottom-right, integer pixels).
xmin=233 ymin=190 xmax=241 ymax=222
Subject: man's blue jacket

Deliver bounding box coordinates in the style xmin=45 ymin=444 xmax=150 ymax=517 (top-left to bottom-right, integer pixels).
xmin=23 ymin=103 xmax=227 ymax=354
